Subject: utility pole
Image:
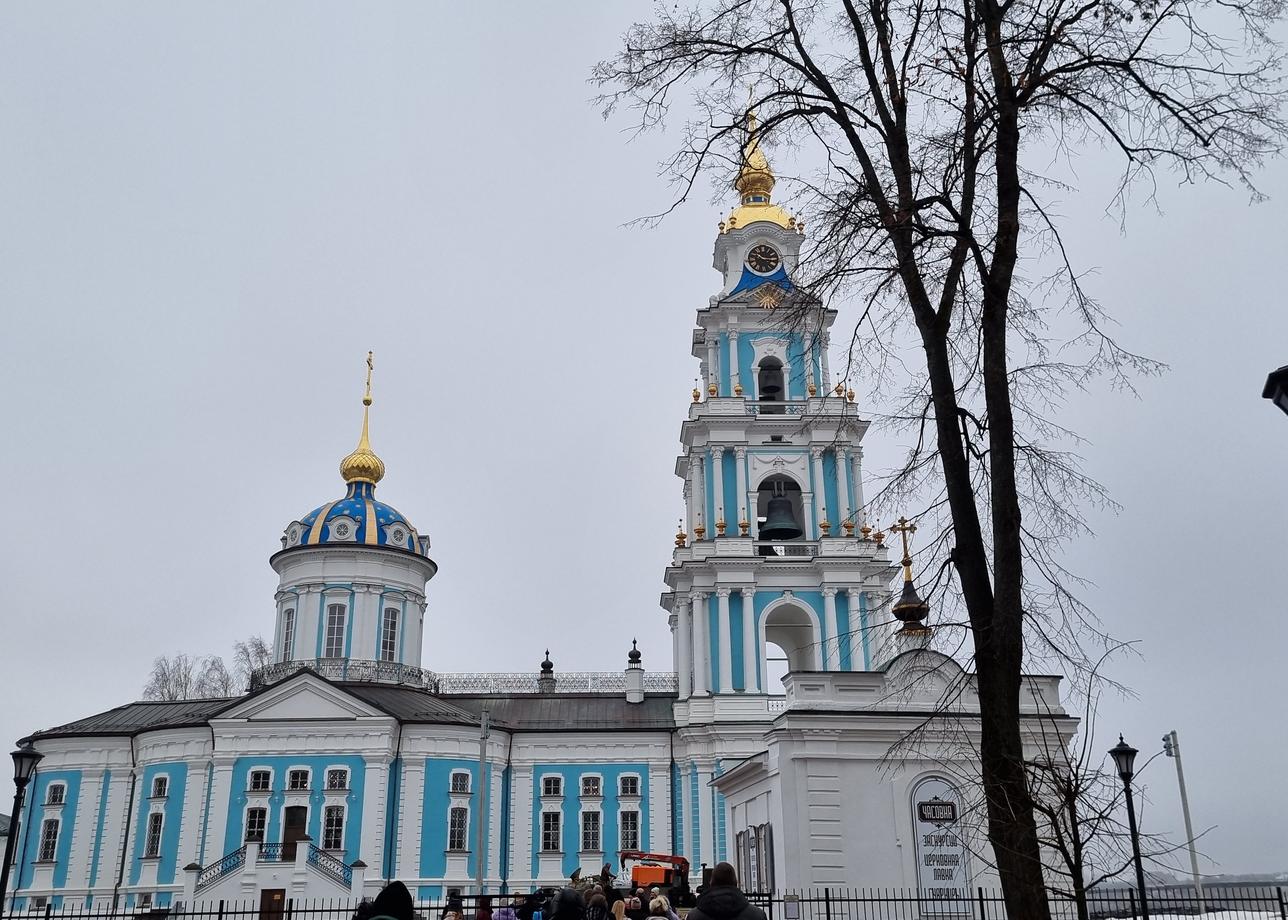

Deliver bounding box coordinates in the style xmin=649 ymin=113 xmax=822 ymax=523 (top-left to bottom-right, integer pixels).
xmin=1164 ymin=731 xmax=1204 ymax=913
xmin=475 ymin=710 xmax=491 ymax=895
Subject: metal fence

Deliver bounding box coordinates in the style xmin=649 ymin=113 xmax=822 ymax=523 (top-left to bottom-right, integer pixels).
xmin=4 ymin=888 xmax=1286 ymax=920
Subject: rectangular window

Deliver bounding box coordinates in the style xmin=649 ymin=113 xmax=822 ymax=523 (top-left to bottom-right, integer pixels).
xmin=581 ymin=811 xmax=601 ymax=852
xmin=324 ymin=604 xmax=346 ymax=658
xmin=540 ymin=811 xmax=561 ymax=852
xmin=326 ymin=769 xmax=348 ymax=791
xmin=322 ymin=805 xmax=345 ymax=850
xmin=37 ymin=819 xmax=59 ymax=862
xmin=288 ymin=769 xmax=309 ymax=791
xmin=450 ymin=772 xmax=470 ymax=794
xmin=138 ymin=894 xmax=152 ymax=910
xmin=45 ymin=785 xmax=65 ymax=806
xmin=281 ymin=608 xmax=296 ymax=660
xmin=244 ymin=807 xmax=267 ymax=842
xmin=380 ymin=608 xmax=399 ymax=662
xmin=448 ymin=806 xmax=469 ymax=851
xmin=249 ymin=770 xmax=271 ymax=792
xmin=542 ymin=776 xmax=562 ymax=797
xmin=619 ymin=775 xmax=640 ymax=797
xmin=151 ymin=776 xmax=168 ymax=798
xmin=581 ymin=776 xmax=601 ymax=797
xmin=144 ymin=813 xmax=164 ymax=858
xmin=620 ymin=810 xmax=640 ymax=851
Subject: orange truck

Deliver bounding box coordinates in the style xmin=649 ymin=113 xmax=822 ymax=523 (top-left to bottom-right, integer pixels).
xmin=620 ymin=850 xmax=691 ymax=890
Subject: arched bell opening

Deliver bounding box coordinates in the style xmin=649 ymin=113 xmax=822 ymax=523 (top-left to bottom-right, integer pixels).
xmin=763 ymin=603 xmax=820 ymax=687
xmin=756 ymin=474 xmax=805 ymax=553
xmin=756 ymin=358 xmax=786 ymax=413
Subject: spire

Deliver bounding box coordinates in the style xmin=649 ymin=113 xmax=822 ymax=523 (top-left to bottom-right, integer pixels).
xmin=889 ymin=516 xmax=930 ymax=631
xmin=723 ymin=93 xmax=797 ymax=232
xmin=339 ymin=351 xmax=386 ymax=485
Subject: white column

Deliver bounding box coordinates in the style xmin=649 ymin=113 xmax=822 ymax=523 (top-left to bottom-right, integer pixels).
xmin=691 ymin=592 xmax=710 ymax=695
xmin=729 ymin=328 xmax=741 ymax=393
xmin=711 ymin=446 xmax=726 ymax=532
xmin=684 ymin=474 xmax=694 ymax=537
xmin=810 ymin=447 xmax=827 ymax=536
xmin=740 ymin=587 xmax=758 ymax=692
xmin=734 ymin=447 xmax=749 ymax=534
xmin=851 ymin=446 xmax=866 ymax=525
xmin=362 ymin=754 xmax=389 ymax=877
xmin=706 ymin=338 xmax=719 ymax=395
xmin=821 ymin=331 xmax=832 ymax=392
xmin=846 ymin=589 xmax=863 ymax=669
xmin=676 ymin=599 xmax=693 ymax=699
xmin=696 ymin=761 xmax=716 ymax=867
xmin=206 ymin=759 xmax=235 ymax=860
xmin=822 ymin=588 xmax=840 ymax=670
xmin=693 ymin=455 xmax=707 ymax=537
xmin=396 ymin=757 xmax=425 ymax=881
xmin=717 ymin=588 xmax=733 ymax=693
xmin=837 ymin=447 xmax=853 ymax=532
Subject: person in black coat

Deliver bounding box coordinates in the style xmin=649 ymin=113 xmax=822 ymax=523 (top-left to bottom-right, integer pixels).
xmin=684 ymin=863 xmax=767 ymax=920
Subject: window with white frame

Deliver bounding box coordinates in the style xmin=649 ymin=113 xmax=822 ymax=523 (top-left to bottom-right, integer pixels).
xmin=380 ymin=608 xmax=399 ymax=662
xmin=324 ymin=604 xmax=346 ymax=658
xmin=540 ymin=811 xmax=561 ymax=852
xmin=542 ymin=776 xmax=562 ymax=797
xmin=37 ymin=818 xmax=59 ymax=862
xmin=138 ymin=894 xmax=152 ymax=910
xmin=450 ymin=771 xmax=470 ymax=794
xmin=325 ymin=768 xmax=348 ymax=791
xmin=249 ymin=770 xmax=271 ymax=792
xmin=620 ymin=809 xmax=640 ymax=851
xmin=580 ymin=811 xmax=601 ymax=851
xmin=281 ymin=608 xmax=296 ymax=659
xmin=288 ymin=769 xmax=310 ymax=791
xmin=45 ymin=784 xmax=65 ymax=806
xmin=619 ymin=775 xmax=640 ymax=797
xmin=151 ymin=776 xmax=168 ymax=798
xmin=29 ymin=897 xmax=48 ymax=911
xmin=448 ymin=806 xmax=469 ymax=851
xmin=144 ymin=813 xmax=164 ymax=858
xmin=581 ymin=776 xmax=601 ymax=797
xmin=244 ymin=807 xmax=266 ymax=841
xmin=322 ymin=805 xmax=345 ymax=850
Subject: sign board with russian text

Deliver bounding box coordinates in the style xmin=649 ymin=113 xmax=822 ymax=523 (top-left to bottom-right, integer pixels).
xmin=911 ymin=776 xmax=972 ymax=917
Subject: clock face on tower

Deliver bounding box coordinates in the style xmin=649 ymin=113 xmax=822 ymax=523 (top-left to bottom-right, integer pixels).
xmin=746 ymin=244 xmax=780 ymax=274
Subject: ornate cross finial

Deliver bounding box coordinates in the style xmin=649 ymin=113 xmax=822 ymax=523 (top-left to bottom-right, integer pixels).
xmin=363 ymin=351 xmax=374 ymax=407
xmin=890 ymin=516 xmax=917 ymax=582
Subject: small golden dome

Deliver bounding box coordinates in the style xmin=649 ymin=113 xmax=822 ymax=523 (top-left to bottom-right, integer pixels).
xmin=339 ymin=352 xmax=386 ymax=485
xmin=724 ymin=106 xmax=799 ymax=232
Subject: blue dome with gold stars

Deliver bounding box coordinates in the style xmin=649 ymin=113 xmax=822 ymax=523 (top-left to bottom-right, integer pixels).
xmin=280 ymin=353 xmax=429 ymax=557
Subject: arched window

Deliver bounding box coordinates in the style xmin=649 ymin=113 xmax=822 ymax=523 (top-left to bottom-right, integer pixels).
xmin=280 ymin=609 xmax=295 ymax=661
xmin=763 ymin=603 xmax=820 ymax=680
xmin=756 ymin=475 xmax=805 ymax=548
xmin=757 ymin=358 xmax=786 ymax=412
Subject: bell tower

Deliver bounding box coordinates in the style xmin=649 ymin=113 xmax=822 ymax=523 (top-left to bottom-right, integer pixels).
xmin=663 ymin=115 xmax=898 ymax=722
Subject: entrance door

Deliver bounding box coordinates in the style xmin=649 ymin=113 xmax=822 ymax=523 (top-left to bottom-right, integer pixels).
xmin=259 ymin=888 xmax=286 ymax=920
xmin=282 ymin=806 xmax=308 ymax=860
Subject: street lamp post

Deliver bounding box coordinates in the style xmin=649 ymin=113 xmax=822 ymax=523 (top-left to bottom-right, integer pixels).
xmin=1109 ymin=735 xmax=1150 ymax=920
xmin=1 ymin=742 xmax=45 ymax=912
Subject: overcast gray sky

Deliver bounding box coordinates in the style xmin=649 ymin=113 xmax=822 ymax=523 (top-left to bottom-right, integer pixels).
xmin=1 ymin=2 xmax=1284 ymax=877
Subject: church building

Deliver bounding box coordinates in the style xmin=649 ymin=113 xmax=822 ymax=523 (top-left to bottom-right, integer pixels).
xmin=7 ymin=129 xmax=1074 ymax=910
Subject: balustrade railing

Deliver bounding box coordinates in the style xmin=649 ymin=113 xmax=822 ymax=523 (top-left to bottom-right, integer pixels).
xmin=754 ymin=541 xmax=818 ymax=558
xmin=252 ymin=660 xmax=680 ymax=695
xmin=306 ymin=844 xmax=352 ymax=888
xmin=194 ymin=845 xmax=245 ymax=892
xmin=746 ymin=400 xmax=806 ymax=416
xmin=258 ymin=842 xmax=284 ymax=862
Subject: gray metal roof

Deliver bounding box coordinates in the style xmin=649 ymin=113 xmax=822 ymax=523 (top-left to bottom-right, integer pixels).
xmin=442 ymin=694 xmax=676 ymax=731
xmin=338 ymin=684 xmax=482 ymax=726
xmin=25 ymin=698 xmax=236 ymax=741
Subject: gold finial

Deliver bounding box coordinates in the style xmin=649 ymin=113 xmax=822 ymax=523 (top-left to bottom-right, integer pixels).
xmin=339 ymin=351 xmax=386 ymax=485
xmin=890 ymin=516 xmax=917 ymax=582
xmin=676 ymin=519 xmax=688 ymax=548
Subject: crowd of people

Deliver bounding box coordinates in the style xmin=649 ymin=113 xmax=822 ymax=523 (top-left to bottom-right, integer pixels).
xmin=354 ymin=863 xmax=765 ymax=920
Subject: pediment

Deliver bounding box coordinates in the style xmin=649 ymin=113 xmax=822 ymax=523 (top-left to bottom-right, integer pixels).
xmin=217 ymin=673 xmax=387 ymax=722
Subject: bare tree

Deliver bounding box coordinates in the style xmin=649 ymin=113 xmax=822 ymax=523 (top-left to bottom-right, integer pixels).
xmin=141 ymin=635 xmax=270 ymax=700
xmin=595 ymin=0 xmax=1283 ymax=913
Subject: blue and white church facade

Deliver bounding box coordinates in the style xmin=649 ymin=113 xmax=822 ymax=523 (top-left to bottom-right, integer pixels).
xmin=8 ymin=138 xmax=1075 ymax=910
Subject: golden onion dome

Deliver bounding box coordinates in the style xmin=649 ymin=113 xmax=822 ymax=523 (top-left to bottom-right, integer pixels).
xmin=724 ymin=106 xmax=798 ymax=232
xmin=339 ymin=352 xmax=386 ymax=485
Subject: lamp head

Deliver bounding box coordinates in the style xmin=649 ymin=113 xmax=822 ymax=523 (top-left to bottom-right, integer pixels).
xmin=1108 ymin=734 xmax=1138 ymax=782
xmin=11 ymin=741 xmax=43 ymax=788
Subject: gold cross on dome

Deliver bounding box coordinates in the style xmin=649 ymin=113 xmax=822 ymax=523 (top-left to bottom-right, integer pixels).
xmin=363 ymin=351 xmax=374 ymax=406
xmin=889 ymin=516 xmax=917 ymax=578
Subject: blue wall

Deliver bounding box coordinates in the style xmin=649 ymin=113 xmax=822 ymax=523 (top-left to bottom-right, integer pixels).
xmin=221 ymin=755 xmax=366 ymax=863
xmin=17 ymin=770 xmax=82 ymax=891
xmin=421 ymin=758 xmax=489 ymax=881
xmin=129 ymin=762 xmax=189 ymax=886
xmin=527 ymin=764 xmax=650 ymax=879
xmin=822 ymin=450 xmax=840 ymax=530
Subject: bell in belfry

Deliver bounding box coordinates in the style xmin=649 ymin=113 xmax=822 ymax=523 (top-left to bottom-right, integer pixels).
xmin=760 ymin=495 xmax=803 ymax=540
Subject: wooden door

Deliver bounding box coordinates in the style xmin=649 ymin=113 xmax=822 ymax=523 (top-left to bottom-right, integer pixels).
xmin=259 ymin=888 xmax=286 ymax=920
xmin=281 ymin=806 xmax=308 ymax=860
